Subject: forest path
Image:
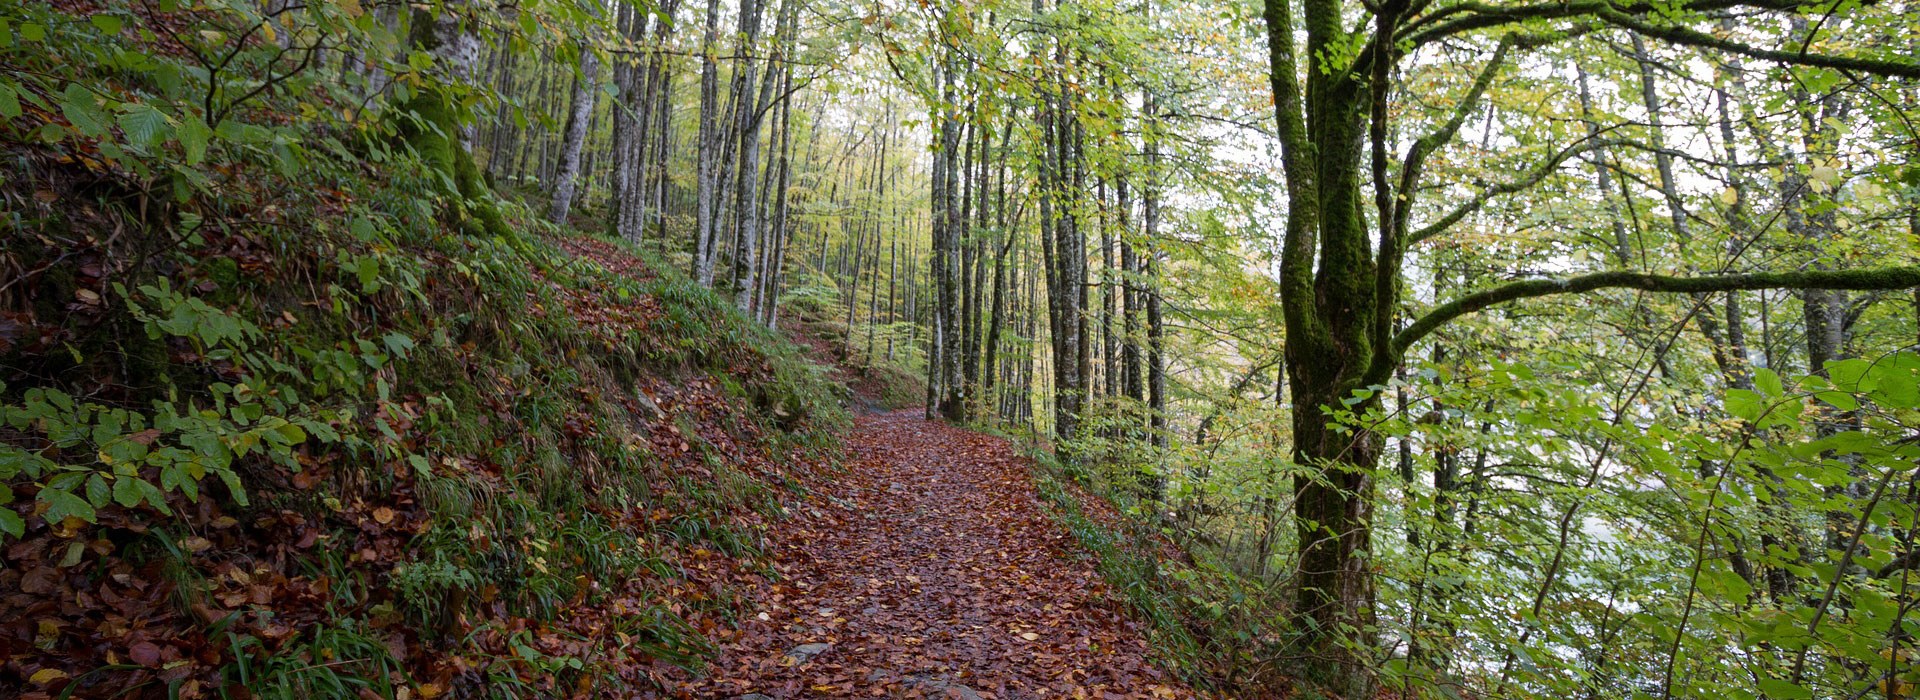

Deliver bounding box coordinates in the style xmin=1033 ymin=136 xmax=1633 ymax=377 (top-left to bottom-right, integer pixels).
xmin=677 ymin=410 xmax=1197 ymax=699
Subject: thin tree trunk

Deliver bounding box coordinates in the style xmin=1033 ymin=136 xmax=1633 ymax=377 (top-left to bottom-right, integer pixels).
xmin=547 ymin=35 xmax=600 ymax=225
xmin=692 ymin=0 xmax=722 ymax=284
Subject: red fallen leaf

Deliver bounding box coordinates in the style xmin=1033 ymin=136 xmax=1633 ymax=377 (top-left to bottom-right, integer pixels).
xmin=129 ymin=641 xmax=162 ymax=666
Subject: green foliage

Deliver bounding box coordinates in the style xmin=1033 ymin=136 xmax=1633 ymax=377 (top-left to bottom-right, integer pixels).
xmin=1354 ymin=351 xmax=1920 ymax=698
xmin=1024 ymin=444 xmax=1284 ymax=693
xmin=0 ymin=278 xmax=349 ymax=538
xmin=215 ymin=620 xmax=406 ymax=700
xmin=0 ymin=0 xmax=849 ymax=695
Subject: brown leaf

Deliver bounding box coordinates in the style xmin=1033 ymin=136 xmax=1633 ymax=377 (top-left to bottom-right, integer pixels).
xmin=129 ymin=641 xmax=162 ymax=666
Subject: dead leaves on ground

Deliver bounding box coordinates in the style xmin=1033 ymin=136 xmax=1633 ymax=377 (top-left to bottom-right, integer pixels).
xmin=674 ymin=412 xmax=1200 ymax=699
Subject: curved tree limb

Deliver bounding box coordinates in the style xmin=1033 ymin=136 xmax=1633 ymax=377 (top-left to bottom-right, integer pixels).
xmin=1398 ymin=0 xmax=1800 ymax=48
xmin=1406 ymin=136 xmax=1630 ymax=245
xmin=1390 ymin=267 xmax=1920 ymax=369
xmin=1597 ymin=8 xmax=1920 ymax=79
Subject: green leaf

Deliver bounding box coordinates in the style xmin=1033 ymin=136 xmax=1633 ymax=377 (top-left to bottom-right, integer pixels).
xmin=407 ymin=454 xmax=432 ymax=478
xmin=349 ymin=217 xmax=378 ymax=241
xmin=1826 ymin=358 xmax=1871 ymax=391
xmin=1754 ymin=678 xmax=1811 ymax=699
xmin=176 ymin=112 xmax=211 ymax=164
xmin=119 ymin=102 xmax=171 ymax=150
xmin=356 ymin=256 xmax=380 ymax=291
xmin=60 ymin=84 xmax=108 ymax=137
xmin=1725 ymin=389 xmax=1765 ymax=423
xmin=1813 ymin=390 xmax=1857 ymax=411
xmin=0 ymin=508 xmax=23 ymax=539
xmin=112 ymin=474 xmax=142 ymax=507
xmin=273 ymin=421 xmax=307 ymax=445
xmin=85 ymin=473 xmax=111 ymax=507
xmin=215 ymin=467 xmax=247 ymax=506
xmin=0 ymin=82 xmax=19 ymax=119
xmin=382 ymin=331 xmax=415 ymax=359
xmin=90 ymin=14 xmax=123 ymax=34
xmin=39 ymin=488 xmax=97 ymax=524
xmin=1753 ymin=367 xmax=1783 ymax=398
xmin=131 ymin=477 xmax=171 ymax=515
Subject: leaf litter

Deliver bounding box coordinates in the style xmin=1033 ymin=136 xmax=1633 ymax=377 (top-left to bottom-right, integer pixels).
xmin=674 ymin=411 xmax=1200 ymax=699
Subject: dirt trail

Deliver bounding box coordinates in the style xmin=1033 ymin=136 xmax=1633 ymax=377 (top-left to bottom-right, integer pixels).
xmin=677 ymin=411 xmax=1198 ymax=699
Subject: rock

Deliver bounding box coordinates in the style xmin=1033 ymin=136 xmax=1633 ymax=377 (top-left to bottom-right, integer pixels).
xmin=866 ymin=670 xmax=982 ymax=699
xmin=781 ymin=642 xmax=832 ymax=666
xmin=634 ymin=390 xmax=665 ymax=421
xmin=935 ymin=685 xmax=984 ymax=700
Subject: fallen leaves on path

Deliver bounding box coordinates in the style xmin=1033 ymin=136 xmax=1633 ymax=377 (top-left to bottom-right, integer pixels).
xmin=676 ymin=411 xmax=1201 ymax=699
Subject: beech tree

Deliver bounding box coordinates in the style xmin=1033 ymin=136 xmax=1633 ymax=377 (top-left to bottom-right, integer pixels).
xmin=1256 ymin=0 xmax=1920 ymax=691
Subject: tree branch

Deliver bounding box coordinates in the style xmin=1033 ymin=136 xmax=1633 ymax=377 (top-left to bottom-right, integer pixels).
xmin=1406 ymin=135 xmax=1629 ymax=245
xmin=1264 ymin=0 xmax=1326 ymax=355
xmin=1393 ymin=266 xmax=1920 ymax=363
xmin=1398 ymin=0 xmax=1798 ymax=48
xmin=1598 ymin=8 xmax=1920 ymax=79
xmin=1392 ymin=36 xmax=1514 ymax=240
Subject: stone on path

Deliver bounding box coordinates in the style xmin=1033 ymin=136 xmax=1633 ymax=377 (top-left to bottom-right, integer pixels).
xmin=780 ymin=642 xmax=832 ymax=666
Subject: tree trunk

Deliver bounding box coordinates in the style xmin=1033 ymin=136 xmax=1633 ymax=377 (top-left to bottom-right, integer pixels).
xmin=730 ymin=0 xmax=778 ymax=310
xmin=692 ymin=0 xmax=723 ymax=285
xmin=933 ymin=61 xmax=969 ymax=422
xmin=546 ymin=37 xmax=599 ymax=225
xmin=400 ymin=2 xmax=506 ymax=237
xmin=1142 ymin=86 xmax=1165 ymax=449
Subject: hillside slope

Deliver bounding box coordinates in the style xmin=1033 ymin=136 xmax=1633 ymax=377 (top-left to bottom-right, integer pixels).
xmin=1 ymin=105 xmax=850 ymax=695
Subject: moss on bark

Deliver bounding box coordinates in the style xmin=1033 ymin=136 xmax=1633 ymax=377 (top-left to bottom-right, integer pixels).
xmin=395 ymin=90 xmax=510 ymax=239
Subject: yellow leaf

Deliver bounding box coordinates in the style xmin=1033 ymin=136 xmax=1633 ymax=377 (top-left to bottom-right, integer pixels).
xmin=30 ymin=668 xmax=69 ymax=686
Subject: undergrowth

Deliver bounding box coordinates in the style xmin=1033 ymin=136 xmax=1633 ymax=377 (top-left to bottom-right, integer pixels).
xmin=1017 ymin=437 xmax=1293 ymax=696
xmin=776 ymin=272 xmax=928 ymax=412
xmin=0 ymin=4 xmax=846 ymax=696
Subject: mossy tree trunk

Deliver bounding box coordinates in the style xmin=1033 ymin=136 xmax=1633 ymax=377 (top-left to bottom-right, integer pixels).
xmin=402 ymin=4 xmax=507 ymax=237
xmin=1257 ymin=0 xmax=1920 ymax=694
